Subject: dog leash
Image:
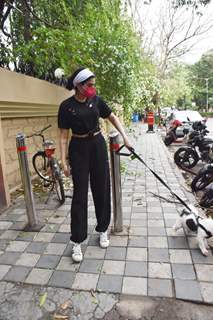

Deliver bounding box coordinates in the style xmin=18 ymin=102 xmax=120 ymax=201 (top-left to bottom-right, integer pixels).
xmin=116 ymin=145 xmax=192 ymax=212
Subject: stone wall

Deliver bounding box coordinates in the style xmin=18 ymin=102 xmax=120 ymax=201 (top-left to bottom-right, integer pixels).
xmin=1 ymin=116 xmax=60 ymax=191
xmin=0 ymin=68 xmax=71 ymax=209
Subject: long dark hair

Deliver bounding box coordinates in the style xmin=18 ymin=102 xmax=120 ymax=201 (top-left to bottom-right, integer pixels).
xmin=66 ymin=67 xmax=95 ymax=90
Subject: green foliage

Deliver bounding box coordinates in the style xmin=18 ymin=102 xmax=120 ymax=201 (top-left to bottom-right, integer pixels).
xmin=159 ymin=63 xmax=192 ymax=108
xmin=189 ymin=50 xmax=213 ymax=109
xmin=1 ymin=0 xmax=159 ymax=121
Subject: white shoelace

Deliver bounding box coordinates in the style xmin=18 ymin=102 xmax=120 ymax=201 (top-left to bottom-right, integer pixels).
xmin=100 ymin=232 xmax=108 ymax=242
xmin=73 ymin=243 xmax=82 ymax=254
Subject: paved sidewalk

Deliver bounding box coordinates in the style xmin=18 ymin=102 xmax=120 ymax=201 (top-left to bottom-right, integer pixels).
xmin=0 ymin=123 xmax=213 ymax=316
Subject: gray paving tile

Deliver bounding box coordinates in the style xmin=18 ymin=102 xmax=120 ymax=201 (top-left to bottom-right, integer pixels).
xmin=4 ymin=266 xmax=31 ymax=282
xmin=33 ymin=232 xmax=55 ymax=242
xmin=15 ymin=253 xmax=40 ymax=267
xmin=36 ymin=255 xmax=61 ymax=269
xmin=0 ymin=251 xmax=21 ymax=265
xmin=130 ymin=219 xmax=147 ymax=227
xmin=88 ymin=234 xmax=99 ymax=246
xmin=191 ymin=249 xmax=213 ymax=264
xmin=148 ymin=220 xmax=164 ymax=227
xmin=79 ymin=259 xmax=103 ymax=274
xmin=6 ymin=241 xmax=29 ymax=252
xmin=122 ymin=277 xmax=147 ymax=295
xmin=200 ymin=282 xmax=213 ymax=304
xmin=40 ymin=224 xmax=60 ymax=233
xmin=58 ymin=224 xmax=70 ymax=233
xmin=194 ymin=264 xmax=213 ymax=282
xmin=102 ymin=260 xmax=125 ymax=275
xmin=148 ymin=237 xmax=168 ymax=248
xmin=97 ymin=275 xmax=123 ymax=293
xmin=165 ymin=219 xmax=176 ymax=228
xmin=72 ymin=273 xmax=99 ymax=290
xmin=25 ymin=242 xmax=48 ymax=254
xmin=148 ymin=248 xmax=170 ymax=262
xmin=148 ymin=227 xmax=166 ymax=236
xmin=51 ymin=232 xmax=70 ymax=244
xmin=0 ymin=230 xmax=20 ymax=240
xmin=0 ymin=265 xmax=11 ymax=280
xmin=126 ymin=248 xmax=147 ymax=261
xmin=149 ymin=262 xmax=172 ymax=279
xmin=0 ymin=221 xmax=13 ymax=230
xmin=48 ymin=270 xmax=75 ymax=288
xmin=169 ymin=249 xmax=192 ymax=264
xmin=44 ymin=243 xmax=66 ymax=255
xmin=147 ymin=212 xmax=163 ymax=219
xmin=110 ymin=236 xmax=128 ymax=247
xmin=168 ymin=236 xmax=188 ymax=249
xmin=174 ymin=279 xmax=202 ymax=301
xmin=128 ymin=236 xmax=147 ymax=247
xmin=172 ymin=264 xmax=196 ymax=280
xmin=148 ymin=279 xmax=173 ymax=298
xmin=9 ymin=221 xmax=27 ymax=231
xmin=25 ymin=268 xmax=53 ymax=285
xmin=84 ymin=246 xmax=106 ymax=259
xmin=16 ymin=231 xmax=37 ymax=241
xmin=125 ymin=261 xmax=147 ymax=277
xmin=105 ymin=247 xmax=126 ymax=260
xmin=0 ymin=240 xmax=10 ymax=251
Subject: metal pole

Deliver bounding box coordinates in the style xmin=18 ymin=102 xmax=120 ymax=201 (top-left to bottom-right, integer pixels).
xmin=109 ymin=131 xmax=123 ymax=232
xmin=205 ymin=78 xmax=209 ymax=112
xmin=16 ymin=133 xmax=37 ymax=227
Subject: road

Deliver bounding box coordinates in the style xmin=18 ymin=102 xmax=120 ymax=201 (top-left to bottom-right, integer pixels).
xmin=206 ymin=117 xmax=213 ymax=138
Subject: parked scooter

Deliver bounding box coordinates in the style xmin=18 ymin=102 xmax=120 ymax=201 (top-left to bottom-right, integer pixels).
xmin=174 ymin=125 xmax=213 ymax=169
xmin=191 ymin=163 xmax=213 ymax=192
xmin=164 ymin=120 xmax=183 ymax=146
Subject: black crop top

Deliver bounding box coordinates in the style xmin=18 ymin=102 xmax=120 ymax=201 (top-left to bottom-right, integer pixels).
xmin=58 ymin=95 xmax=112 ymax=134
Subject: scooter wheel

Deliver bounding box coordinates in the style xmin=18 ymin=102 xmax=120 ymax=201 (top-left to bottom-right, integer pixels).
xmin=174 ymin=147 xmax=199 ymax=169
xmin=191 ymin=172 xmax=213 ymax=192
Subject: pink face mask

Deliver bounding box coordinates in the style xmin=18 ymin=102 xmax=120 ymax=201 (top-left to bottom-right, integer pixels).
xmin=83 ymin=86 xmax=96 ymax=98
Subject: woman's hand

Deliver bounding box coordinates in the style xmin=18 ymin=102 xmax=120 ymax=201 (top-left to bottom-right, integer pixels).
xmin=62 ymin=162 xmax=70 ymax=177
xmin=123 ymin=136 xmax=133 ymax=150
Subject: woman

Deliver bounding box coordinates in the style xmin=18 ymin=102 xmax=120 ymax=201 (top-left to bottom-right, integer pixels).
xmin=58 ymin=67 xmax=132 ymax=262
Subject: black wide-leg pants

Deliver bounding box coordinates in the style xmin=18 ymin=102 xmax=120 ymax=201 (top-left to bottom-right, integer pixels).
xmin=69 ymin=133 xmax=111 ymax=243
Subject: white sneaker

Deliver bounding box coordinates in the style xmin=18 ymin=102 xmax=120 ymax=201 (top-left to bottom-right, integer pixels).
xmin=99 ymin=231 xmax=109 ymax=248
xmin=72 ymin=243 xmax=83 ymax=262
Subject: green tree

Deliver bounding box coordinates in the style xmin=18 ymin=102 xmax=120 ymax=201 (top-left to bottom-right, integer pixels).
xmin=0 ymin=0 xmax=158 ymax=120
xmin=159 ymin=63 xmax=192 ymax=108
xmin=189 ymin=50 xmax=213 ymax=110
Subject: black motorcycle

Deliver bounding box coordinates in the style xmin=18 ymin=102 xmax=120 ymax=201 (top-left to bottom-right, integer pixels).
xmin=191 ymin=163 xmax=213 ymax=192
xmin=174 ymin=128 xmax=213 ymax=169
xmin=199 ymin=184 xmax=213 ymax=208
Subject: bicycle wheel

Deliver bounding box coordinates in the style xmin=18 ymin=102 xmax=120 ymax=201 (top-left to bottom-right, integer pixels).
xmin=51 ymin=158 xmax=65 ymax=205
xmin=174 ymin=147 xmax=199 ymax=169
xmin=33 ymin=151 xmax=53 ymax=183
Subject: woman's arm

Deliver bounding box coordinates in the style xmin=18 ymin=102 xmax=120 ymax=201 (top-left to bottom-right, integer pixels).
xmin=107 ymin=113 xmax=132 ymax=149
xmin=59 ymin=128 xmax=70 ymax=176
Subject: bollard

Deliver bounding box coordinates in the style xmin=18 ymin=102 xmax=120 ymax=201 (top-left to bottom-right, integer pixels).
xmin=16 ymin=133 xmax=37 ymax=227
xmin=109 ymin=131 xmax=123 ymax=232
xmin=147 ymin=111 xmax=155 ymax=133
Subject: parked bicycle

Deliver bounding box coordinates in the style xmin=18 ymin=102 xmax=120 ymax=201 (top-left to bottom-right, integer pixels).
xmin=27 ymin=124 xmax=65 ymax=205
